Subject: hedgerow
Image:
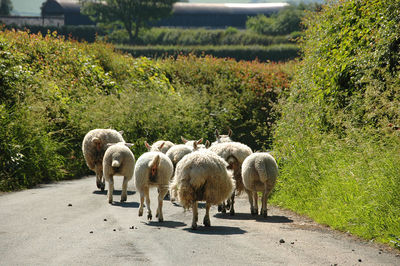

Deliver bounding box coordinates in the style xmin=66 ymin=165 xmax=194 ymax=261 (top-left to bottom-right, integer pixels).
xmin=272 ymin=0 xmax=400 ymax=248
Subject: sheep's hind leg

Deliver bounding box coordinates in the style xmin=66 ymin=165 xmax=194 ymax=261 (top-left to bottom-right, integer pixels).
xmin=203 ymin=202 xmax=211 ymax=227
xmin=191 ymin=201 xmax=198 ymax=230
xmin=107 ymin=177 xmax=114 ymax=204
xmin=229 ymin=192 xmax=235 ymax=216
xmin=138 ymin=191 xmax=144 ymax=217
xmin=156 ymin=187 xmax=168 ymax=222
xmin=252 ymin=191 xmax=259 ymax=216
xmin=120 ymin=176 xmax=129 ymax=202
xmin=261 ymin=183 xmax=271 ymax=218
xmin=145 ymin=188 xmax=152 ymax=220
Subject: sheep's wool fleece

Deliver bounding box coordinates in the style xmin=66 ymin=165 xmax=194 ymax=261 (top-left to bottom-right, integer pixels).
xmin=82 ymin=129 xmax=125 ymax=169
xmin=171 ymin=150 xmax=234 ymax=209
xmin=134 ymin=152 xmax=173 ymax=191
xmin=242 ymin=152 xmax=278 ymax=192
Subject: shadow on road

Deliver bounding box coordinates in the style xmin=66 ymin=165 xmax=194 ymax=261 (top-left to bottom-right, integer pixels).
xmin=183 ymin=225 xmax=247 ymax=235
xmin=214 ymin=212 xmax=293 ymax=224
xmin=145 ymin=220 xmax=187 ymax=229
xmin=112 ymin=201 xmax=140 ymax=208
xmin=92 ymin=190 xmax=136 ymax=196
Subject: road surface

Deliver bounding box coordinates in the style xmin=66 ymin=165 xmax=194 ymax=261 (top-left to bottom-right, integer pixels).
xmin=1 ymin=176 xmax=399 ymax=265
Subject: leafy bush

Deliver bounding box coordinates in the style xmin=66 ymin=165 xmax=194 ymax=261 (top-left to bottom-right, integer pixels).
xmin=117 ymin=44 xmax=299 ymax=62
xmin=101 ymin=27 xmax=297 ymax=46
xmin=272 ymin=0 xmax=400 ymax=248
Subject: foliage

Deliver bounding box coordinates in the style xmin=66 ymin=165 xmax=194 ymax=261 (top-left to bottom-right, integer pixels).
xmin=81 ymin=0 xmax=178 ymax=43
xmin=246 ymin=3 xmax=321 ymax=35
xmin=0 ymin=28 xmax=293 ymax=191
xmin=0 ymin=0 xmax=12 ymax=15
xmin=272 ymin=0 xmax=400 ymax=248
xmin=118 ymin=44 xmax=299 ymax=62
xmin=102 ymin=27 xmax=299 ymax=46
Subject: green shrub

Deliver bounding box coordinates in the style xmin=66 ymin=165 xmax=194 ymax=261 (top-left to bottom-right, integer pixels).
xmin=272 ymin=0 xmax=400 ymax=248
xmin=117 ymin=44 xmax=299 ymax=62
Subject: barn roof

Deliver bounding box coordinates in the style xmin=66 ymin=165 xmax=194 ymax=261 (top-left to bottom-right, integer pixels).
xmin=41 ymin=0 xmax=80 ymax=15
xmin=172 ymin=3 xmax=288 ymax=15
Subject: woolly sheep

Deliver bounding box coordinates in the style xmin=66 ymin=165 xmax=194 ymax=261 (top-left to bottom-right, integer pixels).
xmin=103 ymin=142 xmax=135 ymax=203
xmin=212 ymin=129 xmax=233 ymax=145
xmin=180 ymin=137 xmax=210 ymax=150
xmin=208 ymin=141 xmax=253 ymax=215
xmin=82 ymin=129 xmax=125 ymax=191
xmin=145 ymin=140 xmax=174 ymax=153
xmin=242 ymin=152 xmax=278 ymax=217
xmin=134 ymin=148 xmax=174 ymax=222
xmin=170 ymin=150 xmax=235 ymax=229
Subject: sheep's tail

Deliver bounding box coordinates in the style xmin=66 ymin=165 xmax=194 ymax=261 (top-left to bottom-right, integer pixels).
xmin=112 ymin=159 xmax=121 ymax=168
xmin=255 ymin=157 xmax=278 ymax=184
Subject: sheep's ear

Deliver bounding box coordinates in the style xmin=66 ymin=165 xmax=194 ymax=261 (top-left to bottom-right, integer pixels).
xmin=93 ymin=137 xmax=102 ymax=151
xmin=124 ymin=143 xmax=134 ymax=148
xmin=145 ymin=141 xmax=151 ymax=150
xmin=215 ymin=129 xmax=220 ymax=138
xmin=118 ymin=130 xmax=124 ymax=135
xmin=196 ymin=138 xmax=203 ymax=144
xmin=193 ymin=142 xmax=198 ymax=150
xmin=181 ymin=136 xmax=188 ymax=144
xmin=228 ymin=128 xmax=233 ymax=137
xmin=205 ymin=140 xmax=210 ymax=148
xmin=159 ymin=142 xmax=165 ymax=150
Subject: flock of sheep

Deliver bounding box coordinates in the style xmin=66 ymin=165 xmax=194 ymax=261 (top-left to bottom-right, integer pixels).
xmin=82 ymin=128 xmax=278 ymax=229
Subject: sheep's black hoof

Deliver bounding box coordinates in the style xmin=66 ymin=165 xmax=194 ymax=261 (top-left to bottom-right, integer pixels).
xmin=158 ymin=217 xmax=164 ymax=222
xmin=120 ymin=196 xmax=127 ymax=202
xmin=262 ymin=210 xmax=268 ymax=218
xmin=230 ymin=209 xmax=235 ymax=216
xmin=218 ymin=205 xmax=222 ymax=212
xmin=221 ymin=208 xmax=226 ymax=214
xmin=191 ymin=224 xmax=198 ymax=230
xmin=251 ymin=208 xmax=258 ymax=216
xmin=100 ymin=183 xmax=105 ymax=191
xmin=203 ymin=217 xmax=210 ymax=227
xmin=147 ymin=214 xmax=152 ymax=220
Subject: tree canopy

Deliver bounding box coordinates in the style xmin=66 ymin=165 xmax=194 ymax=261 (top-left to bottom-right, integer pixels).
xmin=81 ymin=0 xmax=177 ymax=44
xmin=0 ymin=0 xmax=13 ymax=15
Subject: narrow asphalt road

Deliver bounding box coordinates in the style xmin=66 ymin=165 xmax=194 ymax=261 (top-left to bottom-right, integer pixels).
xmin=1 ymin=176 xmax=399 ymax=265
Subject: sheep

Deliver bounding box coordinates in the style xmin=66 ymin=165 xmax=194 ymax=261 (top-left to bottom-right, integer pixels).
xmin=208 ymin=141 xmax=253 ymax=215
xmin=82 ymin=129 xmax=125 ymax=191
xmin=242 ymin=152 xmax=278 ymax=217
xmin=180 ymin=137 xmax=209 ymax=150
xmin=170 ymin=150 xmax=235 ymax=229
xmin=103 ymin=142 xmax=135 ymax=203
xmin=212 ymin=129 xmax=233 ymax=145
xmin=145 ymin=140 xmax=174 ymax=153
xmin=134 ymin=147 xmax=174 ymax=222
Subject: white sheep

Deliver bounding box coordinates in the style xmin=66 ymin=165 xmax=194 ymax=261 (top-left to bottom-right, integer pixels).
xmin=180 ymin=137 xmax=209 ymax=150
xmin=166 ymin=144 xmax=193 ymax=169
xmin=242 ymin=152 xmax=278 ymax=217
xmin=103 ymin=142 xmax=135 ymax=203
xmin=134 ymin=148 xmax=174 ymax=222
xmin=212 ymin=129 xmax=233 ymax=145
xmin=208 ymin=141 xmax=253 ymax=215
xmin=82 ymin=129 xmax=125 ymax=191
xmin=145 ymin=140 xmax=174 ymax=153
xmin=170 ymin=150 xmax=235 ymax=229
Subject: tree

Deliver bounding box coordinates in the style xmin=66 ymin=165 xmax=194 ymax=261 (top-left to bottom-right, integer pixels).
xmin=81 ymin=0 xmax=178 ymax=44
xmin=0 ymin=0 xmax=13 ymax=15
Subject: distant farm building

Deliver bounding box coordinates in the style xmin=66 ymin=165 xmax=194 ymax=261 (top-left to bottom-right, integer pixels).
xmin=39 ymin=1 xmax=287 ymax=28
xmin=41 ymin=0 xmax=94 ymax=26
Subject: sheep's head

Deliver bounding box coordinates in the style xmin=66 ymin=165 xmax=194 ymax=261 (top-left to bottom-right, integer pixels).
xmin=145 ymin=141 xmax=165 ymax=152
xmin=215 ymin=128 xmax=233 ymax=143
